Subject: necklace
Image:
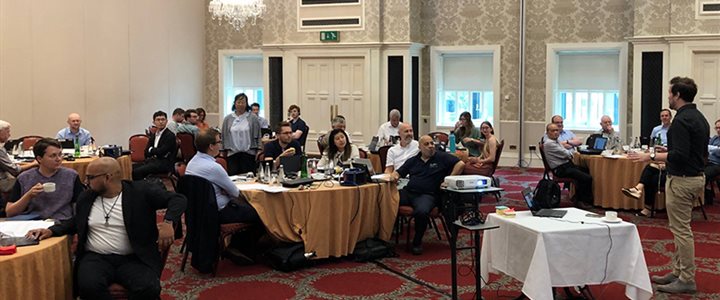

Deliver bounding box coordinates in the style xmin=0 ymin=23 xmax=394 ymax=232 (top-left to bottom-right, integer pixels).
xmin=100 ymin=193 xmax=121 ymax=226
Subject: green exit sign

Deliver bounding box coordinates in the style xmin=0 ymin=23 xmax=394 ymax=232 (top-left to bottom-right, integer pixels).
xmin=320 ymin=31 xmax=339 ymax=42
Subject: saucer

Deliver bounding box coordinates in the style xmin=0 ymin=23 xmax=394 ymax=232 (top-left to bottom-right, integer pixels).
xmin=601 ymin=216 xmax=622 ymax=223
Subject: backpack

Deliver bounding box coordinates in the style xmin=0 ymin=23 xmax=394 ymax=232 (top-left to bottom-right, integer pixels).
xmin=266 ymin=243 xmax=312 ymax=272
xmin=533 ymin=173 xmax=561 ymax=209
xmin=352 ymin=238 xmax=396 ymax=262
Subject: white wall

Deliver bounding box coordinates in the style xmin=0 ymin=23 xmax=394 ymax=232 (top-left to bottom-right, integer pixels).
xmin=0 ymin=0 xmax=205 ymax=147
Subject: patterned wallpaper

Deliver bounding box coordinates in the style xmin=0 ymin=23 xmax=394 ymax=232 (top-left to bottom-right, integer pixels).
xmin=382 ymin=0 xmax=411 ymax=42
xmin=635 ymin=0 xmax=720 ymax=36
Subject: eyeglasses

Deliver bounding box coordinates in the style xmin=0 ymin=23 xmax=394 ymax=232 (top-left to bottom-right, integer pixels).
xmin=213 ymin=140 xmax=223 ymax=145
xmin=85 ymin=173 xmax=109 ymax=181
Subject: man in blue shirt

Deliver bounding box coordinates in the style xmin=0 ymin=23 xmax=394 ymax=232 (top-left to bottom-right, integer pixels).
xmin=549 ymin=115 xmax=582 ymax=149
xmin=56 ymin=113 xmax=93 ymax=146
xmin=651 ymin=109 xmax=672 ymax=145
xmin=391 ymin=135 xmax=465 ymax=255
xmin=704 ymin=119 xmax=720 ymax=205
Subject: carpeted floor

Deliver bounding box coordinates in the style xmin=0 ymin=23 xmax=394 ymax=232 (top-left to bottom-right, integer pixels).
xmin=160 ymin=167 xmax=720 ymax=299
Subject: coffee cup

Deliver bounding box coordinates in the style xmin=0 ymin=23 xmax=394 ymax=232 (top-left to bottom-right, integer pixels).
xmin=605 ymin=211 xmax=618 ymax=221
xmin=622 ymin=145 xmax=630 ymax=152
xmin=42 ymin=182 xmax=56 ymax=193
xmin=578 ymin=145 xmax=588 ymax=151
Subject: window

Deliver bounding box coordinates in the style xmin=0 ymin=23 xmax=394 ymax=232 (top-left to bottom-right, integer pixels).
xmin=436 ymin=54 xmax=494 ymax=127
xmin=552 ymin=51 xmax=621 ymax=131
xmin=222 ymin=57 xmax=264 ymax=117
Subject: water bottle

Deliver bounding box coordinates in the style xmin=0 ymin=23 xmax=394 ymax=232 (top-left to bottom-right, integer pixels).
xmin=633 ymin=137 xmax=639 ymax=149
xmin=73 ymin=136 xmax=81 ymax=158
xmin=448 ymin=131 xmax=456 ymax=153
xmin=300 ymin=155 xmax=308 ymax=178
xmin=278 ymin=165 xmax=285 ymax=183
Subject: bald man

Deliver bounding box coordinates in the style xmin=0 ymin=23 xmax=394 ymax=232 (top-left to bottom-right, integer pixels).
xmin=384 ymin=123 xmax=419 ymax=174
xmin=28 ymin=157 xmax=186 ymax=299
xmin=56 ymin=112 xmax=93 ymax=146
xmin=598 ymin=115 xmax=621 ymax=150
xmin=391 ymin=135 xmax=464 ymax=255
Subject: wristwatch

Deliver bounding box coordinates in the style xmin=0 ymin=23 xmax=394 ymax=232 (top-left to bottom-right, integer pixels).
xmin=650 ymin=153 xmax=656 ymax=161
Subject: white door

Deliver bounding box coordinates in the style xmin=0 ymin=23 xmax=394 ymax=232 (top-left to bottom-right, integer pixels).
xmin=693 ymin=52 xmax=720 ymax=130
xmin=299 ymin=57 xmax=366 ymax=154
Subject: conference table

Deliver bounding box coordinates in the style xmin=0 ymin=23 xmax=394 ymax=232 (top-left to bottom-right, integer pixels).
xmin=239 ymin=180 xmax=399 ymax=259
xmin=480 ymin=208 xmax=653 ymax=300
xmin=0 ymin=236 xmax=72 ymax=300
xmin=19 ymin=155 xmax=132 ymax=181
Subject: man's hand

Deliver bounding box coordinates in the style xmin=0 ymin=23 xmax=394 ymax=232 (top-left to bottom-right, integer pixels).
xmin=26 ymin=228 xmax=52 ymax=240
xmin=390 ymin=171 xmax=400 ymax=183
xmin=627 ymin=151 xmax=651 ymax=163
xmin=279 ymin=148 xmax=296 ymax=157
xmin=157 ymin=222 xmax=175 ymax=250
xmin=655 ymin=146 xmax=668 ymax=153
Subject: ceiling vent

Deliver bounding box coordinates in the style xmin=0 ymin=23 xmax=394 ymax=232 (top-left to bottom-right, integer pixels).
xmin=696 ymin=0 xmax=720 ymax=19
xmin=297 ymin=0 xmax=364 ymax=31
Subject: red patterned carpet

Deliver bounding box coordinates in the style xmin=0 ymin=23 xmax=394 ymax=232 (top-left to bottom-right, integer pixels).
xmin=160 ymin=167 xmax=720 ymax=299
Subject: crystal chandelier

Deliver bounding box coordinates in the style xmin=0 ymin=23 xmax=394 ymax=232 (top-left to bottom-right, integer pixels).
xmin=208 ymin=0 xmax=266 ymax=30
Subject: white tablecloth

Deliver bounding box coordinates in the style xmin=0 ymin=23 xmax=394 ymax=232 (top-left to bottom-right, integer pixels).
xmin=480 ymin=208 xmax=652 ymax=300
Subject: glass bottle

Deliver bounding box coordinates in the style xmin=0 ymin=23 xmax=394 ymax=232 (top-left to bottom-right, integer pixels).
xmin=73 ymin=136 xmax=81 ymax=158
xmin=278 ymin=164 xmax=285 ymax=183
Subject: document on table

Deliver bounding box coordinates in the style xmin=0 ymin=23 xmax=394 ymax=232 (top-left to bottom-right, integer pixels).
xmin=0 ymin=220 xmax=55 ymax=237
xmin=235 ymin=183 xmax=289 ymax=193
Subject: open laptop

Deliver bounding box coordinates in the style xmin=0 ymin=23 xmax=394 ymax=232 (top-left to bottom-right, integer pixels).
xmin=350 ymin=158 xmax=375 ymax=176
xmin=367 ymin=136 xmax=380 ymax=153
xmin=522 ymin=187 xmax=567 ymax=218
xmin=579 ymin=136 xmax=607 ymax=155
xmin=279 ymin=155 xmax=303 ymax=175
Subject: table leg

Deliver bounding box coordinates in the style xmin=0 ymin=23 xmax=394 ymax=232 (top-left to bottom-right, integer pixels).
xmin=450 ymin=221 xmax=459 ymax=300
xmin=474 ymin=230 xmax=481 ymax=300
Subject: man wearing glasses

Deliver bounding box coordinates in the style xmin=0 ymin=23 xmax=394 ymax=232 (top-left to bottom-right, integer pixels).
xmin=545 ymin=115 xmax=582 ymax=149
xmin=27 ymin=157 xmax=186 ymax=299
xmin=263 ymin=121 xmax=302 ymax=169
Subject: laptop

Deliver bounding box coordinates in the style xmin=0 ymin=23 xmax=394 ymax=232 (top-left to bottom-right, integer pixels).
xmin=521 ymin=187 xmax=567 ymax=218
xmin=58 ymin=139 xmax=75 ymax=149
xmin=368 ymin=136 xmax=380 ymax=153
xmin=579 ymin=136 xmax=608 ymax=155
xmin=350 ymin=158 xmax=375 ymax=176
xmin=279 ymin=155 xmax=303 ymax=174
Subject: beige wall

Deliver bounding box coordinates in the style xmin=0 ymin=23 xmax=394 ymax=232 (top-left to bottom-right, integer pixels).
xmin=634 ymin=0 xmax=720 ymax=36
xmin=0 ymin=0 xmax=205 ymax=147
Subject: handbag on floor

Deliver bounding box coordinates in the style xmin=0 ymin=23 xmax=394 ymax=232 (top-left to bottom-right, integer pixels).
xmin=266 ymin=243 xmax=311 ymax=272
xmin=352 ymin=238 xmax=395 ymax=262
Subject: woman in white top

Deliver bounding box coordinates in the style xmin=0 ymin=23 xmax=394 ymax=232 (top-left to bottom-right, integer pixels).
xmin=221 ymin=93 xmax=262 ymax=175
xmin=317 ymin=129 xmax=360 ymax=169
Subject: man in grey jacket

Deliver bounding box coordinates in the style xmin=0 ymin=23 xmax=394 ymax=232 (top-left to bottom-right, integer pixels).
xmin=543 ymin=123 xmax=593 ymax=209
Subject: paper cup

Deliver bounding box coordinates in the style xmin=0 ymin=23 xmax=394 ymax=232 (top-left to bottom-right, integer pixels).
xmin=42 ymin=182 xmax=56 ymax=193
xmin=605 ymin=211 xmax=618 ymax=221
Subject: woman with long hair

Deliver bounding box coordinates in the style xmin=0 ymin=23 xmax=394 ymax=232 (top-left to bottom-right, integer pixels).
xmin=317 ymin=128 xmax=359 ymax=169
xmin=454 ymin=111 xmax=482 ymax=157
xmin=195 ymin=107 xmax=209 ymax=131
xmin=463 ymin=121 xmax=498 ymax=176
xmin=221 ymin=93 xmax=262 ymax=175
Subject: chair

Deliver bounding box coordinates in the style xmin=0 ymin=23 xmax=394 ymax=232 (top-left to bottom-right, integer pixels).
xmin=428 ymin=132 xmax=449 ymax=144
xmin=317 ymin=134 xmax=327 ymax=156
xmin=176 ymin=132 xmax=196 ymax=163
xmin=215 ymin=156 xmax=228 ymax=172
xmin=176 ymin=175 xmax=253 ymax=276
xmin=538 ymin=142 xmax=576 ymax=202
xmin=358 ymin=148 xmax=367 ymax=159
xmin=19 ymin=135 xmax=43 ymax=150
xmin=488 ymin=140 xmax=505 ymax=201
xmin=378 ymin=145 xmax=392 ymax=172
xmin=108 ymin=241 xmax=172 ymax=299
xmin=394 ymin=206 xmax=449 ymax=250
xmin=128 ymin=134 xmax=149 ymax=163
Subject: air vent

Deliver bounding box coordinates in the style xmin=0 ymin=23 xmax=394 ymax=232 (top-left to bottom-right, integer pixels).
xmin=301 ymin=18 xmax=360 ymax=27
xmin=697 ymin=0 xmax=720 ymax=19
xmin=302 ymin=0 xmax=359 ymax=5
xmin=297 ymin=0 xmax=364 ymax=31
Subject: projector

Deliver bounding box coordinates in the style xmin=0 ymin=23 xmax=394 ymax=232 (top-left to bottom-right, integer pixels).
xmin=444 ymin=175 xmax=492 ymax=190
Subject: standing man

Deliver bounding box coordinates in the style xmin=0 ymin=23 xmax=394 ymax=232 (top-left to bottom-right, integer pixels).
xmin=543 ymin=115 xmax=582 ymax=149
xmin=651 ymin=109 xmax=673 ymax=145
xmin=544 ymin=123 xmax=593 ymax=209
xmin=598 ymin=115 xmax=622 ymax=150
xmin=250 ymin=103 xmax=270 ymax=129
xmin=376 ymin=109 xmax=401 ymax=146
xmin=27 ymin=157 xmax=186 ymax=299
xmin=166 ymin=108 xmax=185 ymax=134
xmin=57 ymin=113 xmax=93 ymax=146
xmin=391 ymin=135 xmax=464 ymax=255
xmin=629 ymin=76 xmax=707 ymax=294
xmin=132 ymin=111 xmax=177 ymax=180
xmin=384 ymin=123 xmax=419 ymax=174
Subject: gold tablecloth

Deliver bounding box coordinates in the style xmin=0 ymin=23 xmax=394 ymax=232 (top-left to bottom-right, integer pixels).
xmin=368 ymin=153 xmax=382 ymax=173
xmin=22 ymin=155 xmax=132 ymax=181
xmin=0 ymin=236 xmax=72 ymax=300
xmin=241 ymin=182 xmax=399 ymax=259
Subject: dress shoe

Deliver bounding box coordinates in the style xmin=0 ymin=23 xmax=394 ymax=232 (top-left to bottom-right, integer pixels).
xmin=622 ymin=187 xmax=641 ymax=200
xmin=656 ymin=279 xmax=696 ymax=294
xmin=651 ymin=272 xmax=678 ymax=285
xmin=411 ymin=245 xmax=423 ymax=255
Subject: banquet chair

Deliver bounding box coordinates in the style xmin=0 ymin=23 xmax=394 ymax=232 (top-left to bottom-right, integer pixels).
xmin=394 ymin=206 xmax=449 ymax=250
xmin=20 ymin=135 xmax=43 ymax=150
xmin=377 ymin=145 xmax=392 ymax=172
xmin=488 ymin=140 xmax=505 ymax=201
xmin=538 ymin=142 xmax=576 ymax=203
xmin=177 ymin=175 xmax=253 ymax=276
xmin=108 ymin=242 xmax=172 ymax=299
xmin=128 ymin=134 xmax=149 ymax=163
xmin=316 ymin=134 xmax=327 ymax=155
xmin=428 ymin=132 xmax=449 ymax=145
xmin=358 ymin=148 xmax=368 ymax=159
xmin=176 ymin=132 xmax=196 ymax=163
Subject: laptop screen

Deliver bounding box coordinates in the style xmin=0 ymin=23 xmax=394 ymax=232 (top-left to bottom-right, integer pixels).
xmin=593 ymin=136 xmax=608 ymax=150
xmin=522 ymin=187 xmax=535 ymax=210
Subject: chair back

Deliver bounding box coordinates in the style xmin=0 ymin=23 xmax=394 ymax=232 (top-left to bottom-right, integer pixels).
xmin=215 ymin=156 xmax=228 ymax=172
xmin=176 ymin=132 xmax=196 ymax=162
xmin=378 ymin=145 xmax=392 ymax=171
xmin=128 ymin=134 xmax=149 ymax=163
xmin=488 ymin=140 xmax=504 ymax=175
xmin=428 ymin=132 xmax=449 ymax=144
xmin=538 ymin=142 xmax=555 ymax=178
xmin=20 ymin=135 xmax=43 ymax=150
xmin=358 ymin=148 xmax=367 ymax=159
xmin=176 ymin=175 xmax=220 ymax=274
xmin=317 ymin=134 xmax=327 ymax=156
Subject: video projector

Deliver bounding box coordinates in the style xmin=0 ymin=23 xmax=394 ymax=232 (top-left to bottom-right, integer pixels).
xmin=444 ymin=175 xmax=492 ymax=190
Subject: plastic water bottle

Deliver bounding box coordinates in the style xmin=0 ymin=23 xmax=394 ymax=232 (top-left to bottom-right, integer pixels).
xmin=448 ymin=131 xmax=456 ymax=153
xmin=300 ymin=155 xmax=308 ymax=178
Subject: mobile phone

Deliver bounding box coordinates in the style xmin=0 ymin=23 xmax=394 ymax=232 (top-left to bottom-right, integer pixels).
xmin=585 ymin=213 xmax=601 ymax=218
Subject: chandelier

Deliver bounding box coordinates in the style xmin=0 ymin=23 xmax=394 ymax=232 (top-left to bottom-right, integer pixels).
xmin=208 ymin=0 xmax=266 ymax=30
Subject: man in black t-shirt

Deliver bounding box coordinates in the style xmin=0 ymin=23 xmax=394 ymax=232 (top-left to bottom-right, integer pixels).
xmin=263 ymin=122 xmax=302 ymax=169
xmin=391 ymin=135 xmax=465 ymax=255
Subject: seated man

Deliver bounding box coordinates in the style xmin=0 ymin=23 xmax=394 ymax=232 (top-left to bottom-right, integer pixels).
xmin=56 ymin=112 xmax=93 ymax=146
xmin=27 ymin=157 xmax=186 ymax=299
xmin=132 ymin=111 xmax=177 ymax=180
xmin=544 ymin=123 xmax=593 ymax=209
xmin=704 ymin=119 xmax=720 ymax=205
xmin=263 ymin=122 xmax=302 ymax=169
xmin=166 ymin=108 xmax=185 ymax=134
xmin=651 ymin=109 xmax=672 ymax=145
xmin=0 ymin=120 xmax=38 ymax=195
xmin=598 ymin=115 xmax=622 ymax=150
xmin=176 ymin=109 xmax=199 ymax=136
xmin=376 ymin=109 xmax=401 ymax=146
xmin=318 ymin=115 xmax=352 ymax=151
xmin=250 ymin=103 xmax=270 ymax=129
xmin=542 ymin=115 xmax=582 ymax=149
xmin=6 ymin=138 xmax=84 ymax=220
xmin=384 ymin=123 xmax=418 ymax=174
xmin=391 ymin=135 xmax=464 ymax=255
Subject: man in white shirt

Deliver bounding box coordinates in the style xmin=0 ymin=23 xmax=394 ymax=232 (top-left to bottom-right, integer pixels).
xmin=384 ymin=123 xmax=418 ymax=174
xmin=132 ymin=111 xmax=177 ymax=180
xmin=376 ymin=109 xmax=401 ymax=146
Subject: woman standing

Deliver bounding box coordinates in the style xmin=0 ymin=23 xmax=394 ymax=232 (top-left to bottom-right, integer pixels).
xmin=221 ymin=93 xmax=262 ymax=175
xmin=463 ymin=121 xmax=498 ymax=176
xmin=317 ymin=129 xmax=359 ymax=169
xmin=454 ymin=111 xmax=483 ymax=157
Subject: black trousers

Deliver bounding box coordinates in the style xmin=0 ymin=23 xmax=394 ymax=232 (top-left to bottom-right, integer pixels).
xmin=399 ymin=189 xmax=437 ymax=246
xmin=554 ymin=163 xmax=593 ymax=204
xmin=132 ymin=159 xmax=173 ymax=180
xmin=638 ymin=165 xmax=666 ymax=206
xmin=227 ymin=152 xmax=257 ymax=176
xmin=704 ymin=163 xmax=720 ymax=204
xmin=219 ymin=200 xmax=264 ymax=256
xmin=76 ymin=252 xmax=160 ymax=300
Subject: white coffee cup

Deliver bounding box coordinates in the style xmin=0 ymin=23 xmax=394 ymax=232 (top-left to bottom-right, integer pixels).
xmin=605 ymin=211 xmax=618 ymax=221
xmin=579 ymin=145 xmax=588 ymax=151
xmin=622 ymin=145 xmax=630 ymax=152
xmin=42 ymin=182 xmax=56 ymax=193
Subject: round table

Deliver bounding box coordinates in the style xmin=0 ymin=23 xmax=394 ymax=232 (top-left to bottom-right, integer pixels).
xmin=0 ymin=236 xmax=72 ymax=299
xmin=19 ymin=155 xmax=132 ymax=181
